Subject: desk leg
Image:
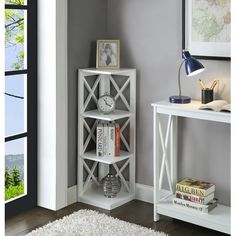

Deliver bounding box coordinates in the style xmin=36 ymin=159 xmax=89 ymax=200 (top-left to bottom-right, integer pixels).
xmin=170 ymin=116 xmax=178 ymax=189
xmin=153 ymin=107 xmax=160 ymax=221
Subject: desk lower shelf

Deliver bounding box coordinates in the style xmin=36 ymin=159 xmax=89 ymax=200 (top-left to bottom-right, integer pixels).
xmin=155 ymin=191 xmax=230 ymax=234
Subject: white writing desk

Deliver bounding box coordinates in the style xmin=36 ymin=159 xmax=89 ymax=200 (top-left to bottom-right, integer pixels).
xmin=152 ymin=100 xmax=230 ymax=234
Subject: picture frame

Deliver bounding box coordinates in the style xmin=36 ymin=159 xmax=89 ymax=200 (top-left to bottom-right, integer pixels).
xmin=96 ymin=40 xmax=120 ymax=69
xmin=182 ymin=0 xmax=231 ymax=60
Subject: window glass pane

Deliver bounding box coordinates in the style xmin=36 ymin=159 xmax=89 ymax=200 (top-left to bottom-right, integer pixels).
xmin=5 ymin=9 xmax=27 ymax=71
xmin=5 ymin=137 xmax=27 ymax=202
xmin=5 ymin=74 xmax=27 ymax=136
xmin=5 ymin=0 xmax=27 ymax=5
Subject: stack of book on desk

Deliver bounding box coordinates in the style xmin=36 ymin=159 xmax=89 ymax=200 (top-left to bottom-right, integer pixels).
xmin=173 ymin=177 xmax=217 ymax=213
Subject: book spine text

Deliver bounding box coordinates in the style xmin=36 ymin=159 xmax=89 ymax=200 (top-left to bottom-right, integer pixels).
xmin=173 ymin=198 xmax=211 ymax=213
xmin=108 ymin=123 xmax=115 ymax=156
xmin=175 ymin=191 xmax=214 ymax=204
xmin=96 ymin=123 xmax=104 ymax=157
xmin=103 ymin=123 xmax=109 ymax=156
xmin=176 ymin=183 xmax=208 ymax=197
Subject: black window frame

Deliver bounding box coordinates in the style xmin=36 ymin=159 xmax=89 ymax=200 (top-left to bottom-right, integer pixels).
xmin=5 ymin=0 xmax=37 ymax=218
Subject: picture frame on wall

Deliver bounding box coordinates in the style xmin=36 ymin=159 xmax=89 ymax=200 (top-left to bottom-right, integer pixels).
xmin=182 ymin=0 xmax=231 ymax=60
xmin=96 ymin=40 xmax=120 ymax=69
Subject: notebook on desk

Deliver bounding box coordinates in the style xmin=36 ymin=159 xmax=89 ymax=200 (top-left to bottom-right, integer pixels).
xmin=199 ymin=100 xmax=231 ymax=112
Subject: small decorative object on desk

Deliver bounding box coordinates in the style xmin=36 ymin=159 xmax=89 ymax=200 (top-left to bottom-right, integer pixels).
xmin=201 ymin=89 xmax=213 ymax=104
xmin=102 ymin=173 xmax=121 ymax=198
xmin=198 ymin=79 xmax=219 ymax=104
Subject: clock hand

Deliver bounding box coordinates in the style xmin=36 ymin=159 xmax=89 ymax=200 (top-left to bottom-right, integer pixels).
xmin=104 ymin=100 xmax=112 ymax=107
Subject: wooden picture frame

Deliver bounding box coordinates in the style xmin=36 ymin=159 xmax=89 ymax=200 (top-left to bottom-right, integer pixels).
xmin=96 ymin=40 xmax=120 ymax=69
xmin=182 ymin=0 xmax=231 ymax=60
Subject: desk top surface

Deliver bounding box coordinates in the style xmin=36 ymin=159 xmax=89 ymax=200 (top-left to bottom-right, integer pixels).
xmin=152 ymin=100 xmax=230 ymax=124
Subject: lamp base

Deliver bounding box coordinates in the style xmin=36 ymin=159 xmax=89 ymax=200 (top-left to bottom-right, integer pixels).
xmin=169 ymin=95 xmax=191 ymax=104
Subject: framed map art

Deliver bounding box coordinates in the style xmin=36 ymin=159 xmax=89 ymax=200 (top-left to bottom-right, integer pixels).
xmin=182 ymin=0 xmax=231 ymax=60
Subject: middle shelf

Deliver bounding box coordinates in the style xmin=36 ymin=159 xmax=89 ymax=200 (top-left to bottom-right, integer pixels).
xmin=81 ymin=150 xmax=133 ymax=164
xmin=82 ymin=109 xmax=132 ymax=121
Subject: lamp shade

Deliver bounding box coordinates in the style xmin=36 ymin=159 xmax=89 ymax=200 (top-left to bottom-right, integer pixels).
xmin=182 ymin=50 xmax=205 ymax=76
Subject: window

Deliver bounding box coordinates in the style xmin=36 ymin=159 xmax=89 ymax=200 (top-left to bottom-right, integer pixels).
xmin=5 ymin=0 xmax=37 ymax=216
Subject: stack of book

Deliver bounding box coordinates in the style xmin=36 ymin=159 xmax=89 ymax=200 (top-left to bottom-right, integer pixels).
xmin=96 ymin=121 xmax=120 ymax=157
xmin=173 ymin=177 xmax=217 ymax=213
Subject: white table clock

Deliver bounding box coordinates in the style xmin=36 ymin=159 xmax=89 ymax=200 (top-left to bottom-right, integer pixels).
xmin=97 ymin=93 xmax=116 ymax=114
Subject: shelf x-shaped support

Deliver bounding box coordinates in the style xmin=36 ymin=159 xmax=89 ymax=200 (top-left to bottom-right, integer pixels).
xmin=83 ymin=76 xmax=101 ymax=112
xmin=113 ymin=159 xmax=130 ymax=192
xmin=82 ymin=160 xmax=100 ymax=194
xmin=83 ymin=119 xmax=98 ymax=153
xmin=110 ymin=76 xmax=130 ymax=111
xmin=120 ymin=118 xmax=131 ymax=152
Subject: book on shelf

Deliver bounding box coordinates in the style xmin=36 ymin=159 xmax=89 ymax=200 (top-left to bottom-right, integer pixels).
xmin=173 ymin=197 xmax=218 ymax=213
xmin=176 ymin=177 xmax=215 ymax=197
xmin=103 ymin=123 xmax=109 ymax=156
xmin=96 ymin=122 xmax=121 ymax=157
xmin=176 ymin=191 xmax=214 ymax=205
xmin=115 ymin=123 xmax=121 ymax=156
xmin=96 ymin=123 xmax=104 ymax=157
xmin=108 ymin=123 xmax=115 ymax=156
xmin=199 ymin=100 xmax=231 ymax=112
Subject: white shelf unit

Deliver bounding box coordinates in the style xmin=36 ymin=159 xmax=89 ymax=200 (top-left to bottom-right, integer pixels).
xmin=78 ymin=68 xmax=136 ymax=210
xmin=152 ymin=100 xmax=230 ymax=234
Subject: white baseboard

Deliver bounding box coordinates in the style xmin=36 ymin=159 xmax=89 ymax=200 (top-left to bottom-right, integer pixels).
xmin=67 ymin=183 xmax=153 ymax=206
xmin=67 ymin=185 xmax=77 ymax=205
xmin=135 ymin=183 xmax=153 ymax=204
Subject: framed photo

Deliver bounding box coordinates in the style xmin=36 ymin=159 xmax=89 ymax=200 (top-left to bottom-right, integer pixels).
xmin=96 ymin=40 xmax=120 ymax=69
xmin=182 ymin=0 xmax=231 ymax=60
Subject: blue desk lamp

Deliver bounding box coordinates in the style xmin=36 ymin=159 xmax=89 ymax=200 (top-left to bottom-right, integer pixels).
xmin=169 ymin=50 xmax=205 ymax=104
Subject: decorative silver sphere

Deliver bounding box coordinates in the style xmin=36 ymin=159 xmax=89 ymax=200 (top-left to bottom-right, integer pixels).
xmin=102 ymin=174 xmax=121 ymax=198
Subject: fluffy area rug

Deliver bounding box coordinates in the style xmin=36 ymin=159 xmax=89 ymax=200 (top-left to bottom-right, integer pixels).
xmin=27 ymin=209 xmax=167 ymax=236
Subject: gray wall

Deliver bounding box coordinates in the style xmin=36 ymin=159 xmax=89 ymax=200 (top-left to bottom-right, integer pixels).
xmin=68 ymin=0 xmax=107 ymax=186
xmin=107 ymin=0 xmax=230 ymax=205
xmin=68 ymin=0 xmax=231 ymax=205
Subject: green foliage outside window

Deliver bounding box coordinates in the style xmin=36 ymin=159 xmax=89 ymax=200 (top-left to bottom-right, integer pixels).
xmin=5 ymin=168 xmax=12 ymax=188
xmin=5 ymin=167 xmax=24 ymax=201
xmin=5 ymin=0 xmax=24 ymax=5
xmin=5 ymin=183 xmax=24 ymax=201
xmin=5 ymin=0 xmax=25 ymax=70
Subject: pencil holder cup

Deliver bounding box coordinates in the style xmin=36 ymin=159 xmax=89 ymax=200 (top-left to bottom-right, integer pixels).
xmin=201 ymin=89 xmax=213 ymax=104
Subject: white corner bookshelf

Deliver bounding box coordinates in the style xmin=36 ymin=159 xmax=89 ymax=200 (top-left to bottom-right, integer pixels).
xmin=152 ymin=100 xmax=231 ymax=234
xmin=78 ymin=68 xmax=136 ymax=210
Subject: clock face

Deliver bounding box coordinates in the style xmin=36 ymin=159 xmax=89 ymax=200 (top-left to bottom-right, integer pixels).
xmin=97 ymin=95 xmax=115 ymax=114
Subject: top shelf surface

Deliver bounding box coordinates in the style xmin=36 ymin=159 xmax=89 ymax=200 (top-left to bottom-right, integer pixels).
xmin=152 ymin=100 xmax=230 ymax=124
xmin=80 ymin=68 xmax=135 ymax=75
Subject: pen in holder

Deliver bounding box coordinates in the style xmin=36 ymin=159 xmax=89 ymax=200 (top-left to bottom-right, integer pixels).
xmin=201 ymin=89 xmax=213 ymax=104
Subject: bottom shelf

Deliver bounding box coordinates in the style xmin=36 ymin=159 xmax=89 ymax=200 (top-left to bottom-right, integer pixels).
xmin=155 ymin=191 xmax=230 ymax=234
xmin=78 ymin=182 xmax=135 ymax=210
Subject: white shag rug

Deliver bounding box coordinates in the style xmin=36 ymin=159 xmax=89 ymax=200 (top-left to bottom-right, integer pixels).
xmin=27 ymin=209 xmax=167 ymax=236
